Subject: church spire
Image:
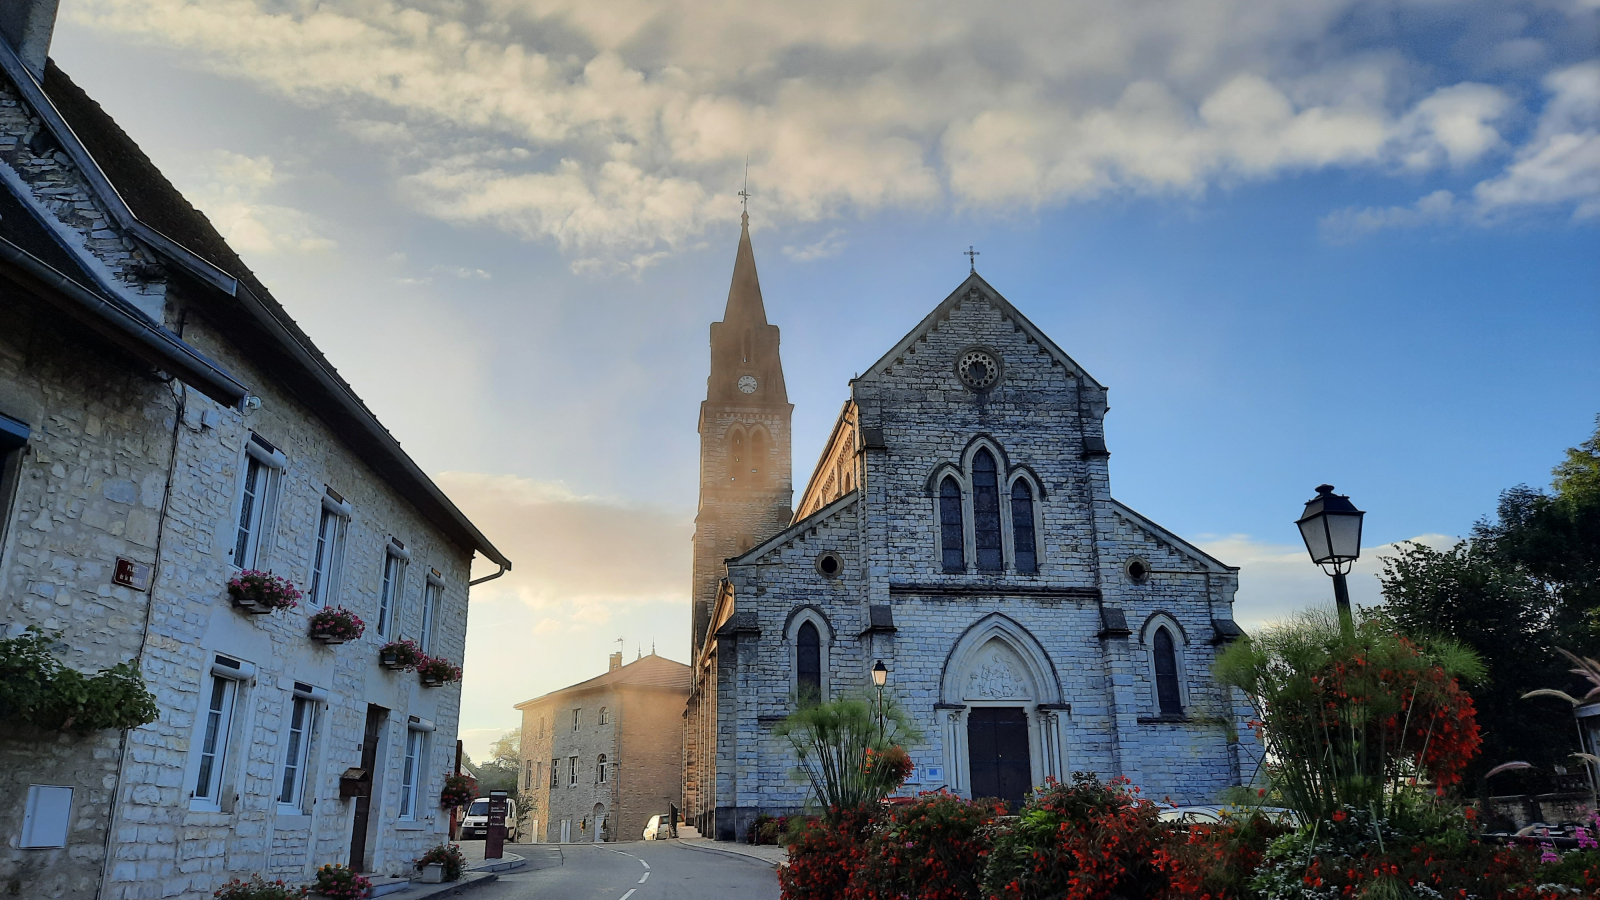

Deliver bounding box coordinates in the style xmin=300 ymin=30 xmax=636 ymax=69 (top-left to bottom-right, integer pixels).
xmin=722 ymin=211 xmax=768 ymax=326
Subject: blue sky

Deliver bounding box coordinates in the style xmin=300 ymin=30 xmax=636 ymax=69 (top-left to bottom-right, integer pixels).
xmin=46 ymin=0 xmax=1598 ymax=757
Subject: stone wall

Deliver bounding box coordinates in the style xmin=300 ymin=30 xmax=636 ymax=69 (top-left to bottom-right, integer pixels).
xmin=0 ymin=67 xmax=481 ymax=900
xmin=518 ymin=690 xmax=618 ymax=842
xmin=616 ymin=685 xmax=687 ymax=841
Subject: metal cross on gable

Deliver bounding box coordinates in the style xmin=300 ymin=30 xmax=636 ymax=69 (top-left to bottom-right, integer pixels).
xmin=964 ymin=245 xmax=980 ymax=272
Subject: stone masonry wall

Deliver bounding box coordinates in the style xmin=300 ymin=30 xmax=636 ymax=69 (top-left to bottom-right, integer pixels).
xmin=519 ymin=690 xmax=618 ymax=842
xmin=616 ymin=685 xmax=688 ymax=842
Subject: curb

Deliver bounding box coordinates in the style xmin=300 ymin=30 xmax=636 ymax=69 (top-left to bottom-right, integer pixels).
xmin=382 ymin=871 xmax=500 ymax=900
xmin=676 ymin=839 xmax=787 ymax=869
xmin=469 ymin=852 xmax=526 ymax=874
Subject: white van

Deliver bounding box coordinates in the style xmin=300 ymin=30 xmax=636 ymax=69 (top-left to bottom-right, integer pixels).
xmin=642 ymin=814 xmax=673 ymax=841
xmin=460 ymin=797 xmax=519 ymax=841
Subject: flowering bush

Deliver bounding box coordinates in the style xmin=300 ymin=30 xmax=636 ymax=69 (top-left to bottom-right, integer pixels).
xmin=863 ymin=746 xmax=915 ymax=790
xmin=1250 ymin=805 xmax=1595 ymax=900
xmin=214 ymin=875 xmax=307 ymax=900
xmin=749 ymin=813 xmax=789 ymax=845
xmin=440 ymin=772 xmax=477 ymax=809
xmin=852 ymin=791 xmax=1000 ymax=900
xmin=417 ymin=655 xmax=463 ymax=686
xmin=778 ymin=808 xmax=871 ymax=900
xmin=413 ymin=843 xmax=466 ymax=881
xmin=1215 ymin=610 xmax=1484 ymax=821
xmin=981 ymin=773 xmax=1170 ymax=900
xmin=1152 ymin=811 xmax=1292 ymax=900
xmin=228 ymin=570 xmax=300 ymax=612
xmin=311 ymin=864 xmax=369 ymax=899
xmin=379 ymin=639 xmax=424 ymax=670
xmin=307 ymin=607 xmax=364 ymax=642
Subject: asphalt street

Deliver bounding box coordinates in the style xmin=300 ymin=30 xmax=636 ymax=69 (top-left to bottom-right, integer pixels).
xmin=469 ymin=841 xmax=781 ymax=900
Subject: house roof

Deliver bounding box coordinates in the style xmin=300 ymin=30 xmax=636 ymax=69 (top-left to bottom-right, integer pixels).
xmin=0 ymin=44 xmax=510 ymax=570
xmin=513 ymin=654 xmax=693 ymax=708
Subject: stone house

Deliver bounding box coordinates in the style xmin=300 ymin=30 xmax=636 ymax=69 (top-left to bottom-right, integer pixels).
xmin=514 ymin=652 xmax=691 ymax=843
xmin=0 ymin=7 xmax=510 ymax=899
xmin=684 ymin=218 xmax=1258 ymax=841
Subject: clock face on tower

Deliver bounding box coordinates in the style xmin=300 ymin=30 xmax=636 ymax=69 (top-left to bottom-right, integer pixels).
xmin=738 ymin=375 xmax=758 ymax=394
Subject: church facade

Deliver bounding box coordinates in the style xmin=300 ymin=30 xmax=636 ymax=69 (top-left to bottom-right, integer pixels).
xmin=683 ymin=220 xmax=1257 ymax=842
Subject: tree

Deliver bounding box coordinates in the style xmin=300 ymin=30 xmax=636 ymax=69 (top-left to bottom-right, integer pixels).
xmin=463 ymin=728 xmax=521 ymax=796
xmin=1377 ymin=416 xmax=1599 ymax=792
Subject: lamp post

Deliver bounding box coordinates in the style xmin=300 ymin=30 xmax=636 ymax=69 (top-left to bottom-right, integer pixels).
xmin=1295 ymin=484 xmax=1366 ymax=640
xmin=871 ymin=660 xmax=888 ymax=740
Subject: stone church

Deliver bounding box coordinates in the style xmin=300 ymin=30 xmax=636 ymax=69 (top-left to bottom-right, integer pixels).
xmin=683 ymin=214 xmax=1258 ymax=842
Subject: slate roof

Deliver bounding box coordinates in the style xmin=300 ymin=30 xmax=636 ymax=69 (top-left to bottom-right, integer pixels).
xmin=513 ymin=654 xmax=693 ymax=707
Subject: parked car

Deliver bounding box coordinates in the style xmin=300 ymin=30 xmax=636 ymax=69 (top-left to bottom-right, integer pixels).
xmin=1157 ymin=805 xmax=1300 ymax=828
xmin=642 ymin=814 xmax=673 ymax=840
xmin=460 ymin=797 xmax=519 ymax=841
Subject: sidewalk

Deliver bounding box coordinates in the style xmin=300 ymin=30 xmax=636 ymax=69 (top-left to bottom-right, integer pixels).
xmin=677 ymin=837 xmax=789 ymax=868
xmin=371 ymin=842 xmax=526 ymax=899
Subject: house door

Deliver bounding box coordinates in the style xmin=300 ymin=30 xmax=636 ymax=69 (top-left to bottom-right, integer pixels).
xmin=560 ymin=819 xmax=571 ymax=842
xmin=350 ymin=705 xmax=387 ymax=871
xmin=592 ymin=804 xmax=605 ymax=842
xmin=967 ymin=707 xmax=1031 ymax=811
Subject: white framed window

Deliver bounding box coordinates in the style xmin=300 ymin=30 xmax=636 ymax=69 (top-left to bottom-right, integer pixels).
xmin=191 ymin=655 xmax=254 ymax=810
xmin=550 ymin=758 xmax=559 ymax=788
xmin=571 ymin=708 xmax=580 ymax=732
xmin=785 ymin=607 xmax=833 ymax=704
xmin=1140 ymin=614 xmax=1190 ymax=717
xmin=231 ymin=434 xmax=285 ymax=570
xmin=598 ymin=707 xmax=608 ymax=726
xmin=308 ymin=490 xmax=351 ymax=606
xmin=399 ymin=727 xmax=426 ymax=820
xmin=276 ymin=683 xmax=327 ymax=813
xmin=596 ymin=754 xmax=607 ymax=784
xmin=568 ymin=756 xmax=578 ymax=787
xmin=378 ymin=539 xmax=410 ymax=638
xmin=420 ymin=570 xmax=445 ymax=653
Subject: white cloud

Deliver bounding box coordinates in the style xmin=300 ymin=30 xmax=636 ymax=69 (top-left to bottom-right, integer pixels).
xmin=782 ymin=228 xmax=847 ymax=262
xmin=180 ymin=151 xmax=337 ymax=256
xmin=68 ymin=0 xmax=1590 ymax=262
xmin=1323 ymin=60 xmax=1600 ymax=237
xmin=1195 ymin=533 xmax=1457 ymax=632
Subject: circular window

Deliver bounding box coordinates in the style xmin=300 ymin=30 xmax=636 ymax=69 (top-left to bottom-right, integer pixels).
xmin=956 ymin=348 xmax=1001 ymax=391
xmin=1126 ymin=558 xmax=1151 ymax=584
xmin=816 ymin=552 xmax=844 ymax=578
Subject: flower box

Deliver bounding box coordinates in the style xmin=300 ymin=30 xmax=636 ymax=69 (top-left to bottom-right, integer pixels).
xmin=379 ymin=639 xmax=423 ymax=671
xmin=419 ymin=864 xmax=444 ymax=884
xmin=307 ymin=607 xmax=365 ymax=645
xmin=228 ymin=571 xmax=300 ymax=615
xmin=416 ymin=655 xmax=462 ymax=687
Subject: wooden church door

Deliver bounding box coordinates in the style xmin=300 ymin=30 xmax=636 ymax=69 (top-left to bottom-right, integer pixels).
xmin=966 ymin=707 xmax=1031 ymax=811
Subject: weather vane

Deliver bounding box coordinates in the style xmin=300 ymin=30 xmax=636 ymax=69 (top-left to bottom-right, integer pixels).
xmin=738 ymin=156 xmax=751 ymax=220
xmin=965 ymin=245 xmax=980 ymax=273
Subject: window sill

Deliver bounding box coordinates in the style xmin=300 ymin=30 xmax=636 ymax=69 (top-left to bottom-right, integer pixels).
xmin=395 ymin=821 xmax=425 ymax=831
xmin=1136 ymin=715 xmax=1191 ymax=725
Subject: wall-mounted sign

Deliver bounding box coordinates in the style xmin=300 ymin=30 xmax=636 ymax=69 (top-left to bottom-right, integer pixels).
xmin=113 ymin=558 xmax=152 ymax=592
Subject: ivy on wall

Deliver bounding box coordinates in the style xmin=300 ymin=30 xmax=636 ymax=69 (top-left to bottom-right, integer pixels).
xmin=0 ymin=627 xmax=158 ymax=734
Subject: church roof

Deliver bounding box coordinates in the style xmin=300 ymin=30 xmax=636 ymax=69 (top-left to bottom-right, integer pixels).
xmin=513 ymin=654 xmax=693 ymax=707
xmin=722 ymin=212 xmax=768 ymax=326
xmin=0 ymin=44 xmax=510 ymax=569
xmin=1110 ymin=499 xmax=1237 ymax=573
xmin=854 ymin=272 xmax=1106 ymax=392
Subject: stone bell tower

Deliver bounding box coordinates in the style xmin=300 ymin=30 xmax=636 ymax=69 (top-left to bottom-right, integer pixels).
xmin=690 ymin=211 xmax=794 ymax=650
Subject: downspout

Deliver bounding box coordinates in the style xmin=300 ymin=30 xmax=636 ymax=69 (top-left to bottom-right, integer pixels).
xmin=469 ymin=560 xmax=510 ymax=587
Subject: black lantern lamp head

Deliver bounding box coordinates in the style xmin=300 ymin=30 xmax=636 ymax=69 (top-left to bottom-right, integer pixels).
xmin=871 ymin=659 xmax=888 ymax=688
xmin=1296 ymin=484 xmax=1365 ymax=575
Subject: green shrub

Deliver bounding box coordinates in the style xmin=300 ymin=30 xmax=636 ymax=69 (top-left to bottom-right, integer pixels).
xmin=212 ymin=875 xmax=307 ymax=900
xmin=413 ymin=843 xmax=466 ymax=881
xmin=0 ymin=627 xmax=157 ymax=734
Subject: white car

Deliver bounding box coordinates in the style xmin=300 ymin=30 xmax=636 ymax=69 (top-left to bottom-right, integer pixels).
xmin=460 ymin=797 xmax=519 ymax=841
xmin=1157 ymin=805 xmax=1300 ymax=827
xmin=642 ymin=814 xmax=673 ymax=840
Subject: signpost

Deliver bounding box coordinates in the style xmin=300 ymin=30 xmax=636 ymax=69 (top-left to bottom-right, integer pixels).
xmin=485 ymin=790 xmax=508 ymax=860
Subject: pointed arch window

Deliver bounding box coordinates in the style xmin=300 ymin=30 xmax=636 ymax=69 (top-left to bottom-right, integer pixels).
xmin=972 ymin=450 xmax=1003 ymax=572
xmin=750 ymin=429 xmax=767 ymax=484
xmin=796 ymin=621 xmax=821 ymax=703
xmin=939 ymin=477 xmax=965 ymax=572
xmin=1011 ymin=480 xmax=1037 ymax=574
xmin=1153 ymin=627 xmax=1183 ymax=715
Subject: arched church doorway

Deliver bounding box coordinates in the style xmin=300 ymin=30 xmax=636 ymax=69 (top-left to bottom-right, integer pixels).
xmin=939 ymin=614 xmax=1068 ymax=807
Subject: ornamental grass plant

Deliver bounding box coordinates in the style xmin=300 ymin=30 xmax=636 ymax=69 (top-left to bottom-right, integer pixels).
xmin=773 ymin=694 xmax=920 ymax=817
xmin=1213 ymin=608 xmax=1485 ymax=823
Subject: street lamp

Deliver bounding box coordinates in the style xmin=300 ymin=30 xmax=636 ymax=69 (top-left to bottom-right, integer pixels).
xmin=871 ymin=660 xmax=888 ymax=738
xmin=1296 ymin=484 xmax=1366 ymax=639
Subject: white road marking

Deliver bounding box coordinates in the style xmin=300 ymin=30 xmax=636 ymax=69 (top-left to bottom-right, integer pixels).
xmin=639 ymin=872 xmax=649 ymax=883
xmin=620 ymin=891 xmax=635 ymax=900
xmin=640 ymin=859 xmax=650 ymax=869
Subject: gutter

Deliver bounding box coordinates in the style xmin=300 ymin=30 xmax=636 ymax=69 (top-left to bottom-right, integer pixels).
xmin=0 ymin=236 xmax=247 ymax=406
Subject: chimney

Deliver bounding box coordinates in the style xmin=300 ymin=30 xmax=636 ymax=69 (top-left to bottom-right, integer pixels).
xmin=608 ymin=652 xmax=622 ymax=672
xmin=0 ymin=0 xmax=59 ymax=80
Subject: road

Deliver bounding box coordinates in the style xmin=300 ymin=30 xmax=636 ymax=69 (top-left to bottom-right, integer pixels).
xmin=470 ymin=841 xmax=781 ymax=900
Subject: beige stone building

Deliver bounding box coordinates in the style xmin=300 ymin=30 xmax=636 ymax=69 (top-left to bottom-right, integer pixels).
xmin=0 ymin=6 xmax=509 ymax=898
xmin=515 ymin=653 xmax=691 ymax=843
